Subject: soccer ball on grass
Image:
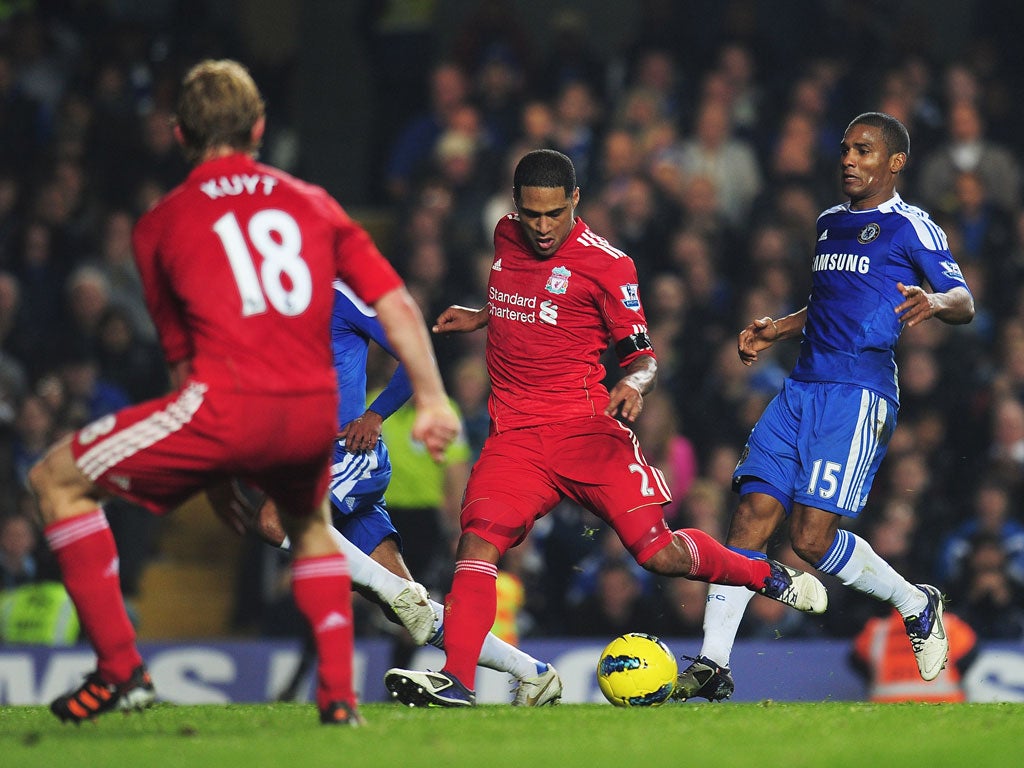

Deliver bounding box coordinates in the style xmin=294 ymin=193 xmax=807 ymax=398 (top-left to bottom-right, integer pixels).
xmin=596 ymin=632 xmax=677 ymax=707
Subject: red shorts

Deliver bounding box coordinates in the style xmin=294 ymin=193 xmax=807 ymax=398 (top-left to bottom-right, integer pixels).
xmin=71 ymin=380 xmax=337 ymax=516
xmin=461 ymin=415 xmax=674 ymax=562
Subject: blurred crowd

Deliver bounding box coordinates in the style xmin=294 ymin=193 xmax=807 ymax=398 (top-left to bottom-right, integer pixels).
xmin=4 ymin=1 xmax=1024 ymax=648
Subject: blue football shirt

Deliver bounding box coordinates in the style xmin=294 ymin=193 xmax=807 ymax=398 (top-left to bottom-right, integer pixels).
xmin=330 ymin=279 xmax=412 ymax=428
xmin=791 ymin=192 xmax=971 ymax=403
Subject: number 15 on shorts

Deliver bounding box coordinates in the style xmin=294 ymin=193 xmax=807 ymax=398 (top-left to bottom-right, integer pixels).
xmin=807 ymin=459 xmax=841 ymax=500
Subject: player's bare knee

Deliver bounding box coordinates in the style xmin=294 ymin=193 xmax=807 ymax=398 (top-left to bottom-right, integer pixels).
xmin=370 ymin=537 xmax=411 ymax=579
xmin=25 ymin=460 xmax=52 ymax=523
xmin=638 ymin=539 xmax=689 ymax=576
xmin=638 ymin=547 xmax=670 ymax=575
xmin=26 ymin=455 xmax=50 ymax=500
xmin=455 ymin=531 xmax=500 ymax=562
xmin=789 ymin=535 xmax=827 ymax=565
xmin=26 ymin=452 xmax=77 ymax=525
xmin=728 ymin=502 xmax=781 ymax=548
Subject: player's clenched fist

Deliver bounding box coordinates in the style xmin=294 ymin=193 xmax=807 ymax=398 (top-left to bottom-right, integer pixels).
xmin=412 ymin=399 xmax=462 ymax=462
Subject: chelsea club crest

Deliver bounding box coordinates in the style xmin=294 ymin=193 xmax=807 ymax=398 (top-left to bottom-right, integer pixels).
xmin=857 ymin=223 xmax=881 ymax=244
xmin=545 ymin=266 xmax=571 ymax=294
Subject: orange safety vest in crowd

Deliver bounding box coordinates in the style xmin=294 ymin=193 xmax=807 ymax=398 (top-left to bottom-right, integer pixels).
xmin=491 ymin=570 xmax=524 ymax=645
xmin=852 ymin=609 xmax=977 ymax=702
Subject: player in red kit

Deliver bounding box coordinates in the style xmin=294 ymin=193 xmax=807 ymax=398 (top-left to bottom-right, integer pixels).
xmin=29 ymin=59 xmax=459 ymax=726
xmin=384 ymin=149 xmax=828 ymax=707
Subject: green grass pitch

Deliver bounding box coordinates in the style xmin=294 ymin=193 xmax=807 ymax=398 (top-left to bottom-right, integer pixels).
xmin=2 ymin=701 xmax=1021 ymax=768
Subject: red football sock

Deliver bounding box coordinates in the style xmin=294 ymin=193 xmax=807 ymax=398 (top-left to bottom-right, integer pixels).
xmin=441 ymin=559 xmax=497 ymax=690
xmin=291 ymin=554 xmax=355 ymax=710
xmin=45 ymin=510 xmax=142 ymax=683
xmin=673 ymin=528 xmax=770 ymax=588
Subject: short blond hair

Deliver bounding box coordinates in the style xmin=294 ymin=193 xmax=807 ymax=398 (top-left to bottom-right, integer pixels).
xmin=175 ymin=59 xmax=265 ymax=163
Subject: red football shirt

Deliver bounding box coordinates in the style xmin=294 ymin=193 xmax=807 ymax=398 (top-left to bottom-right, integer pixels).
xmin=133 ymin=153 xmax=402 ymax=395
xmin=485 ymin=215 xmax=655 ymax=432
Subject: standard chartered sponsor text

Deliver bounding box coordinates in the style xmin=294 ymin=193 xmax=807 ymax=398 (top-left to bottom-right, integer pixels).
xmin=489 ymin=286 xmax=537 ymax=323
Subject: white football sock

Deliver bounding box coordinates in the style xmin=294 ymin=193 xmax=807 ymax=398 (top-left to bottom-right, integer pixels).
xmin=816 ymin=529 xmax=926 ymax=618
xmin=699 ymin=584 xmax=755 ymax=668
xmin=425 ymin=597 xmax=541 ymax=680
xmin=326 ymin=526 xmax=410 ymax=602
xmin=280 ymin=528 xmax=409 ymax=602
xmin=288 ymin=530 xmax=543 ymax=680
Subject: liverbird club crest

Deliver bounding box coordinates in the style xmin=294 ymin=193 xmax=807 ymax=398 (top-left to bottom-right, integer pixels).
xmin=545 ymin=266 xmax=571 ymax=294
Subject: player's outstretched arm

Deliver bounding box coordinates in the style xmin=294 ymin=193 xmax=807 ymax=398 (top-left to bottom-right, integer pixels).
xmin=738 ymin=307 xmax=807 ymax=366
xmin=433 ymin=304 xmax=489 ymax=334
xmin=373 ymin=286 xmax=460 ymax=462
xmin=895 ymin=283 xmax=974 ymax=327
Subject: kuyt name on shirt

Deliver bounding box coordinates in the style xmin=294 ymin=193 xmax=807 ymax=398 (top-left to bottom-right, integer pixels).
xmin=200 ymin=173 xmax=280 ymax=199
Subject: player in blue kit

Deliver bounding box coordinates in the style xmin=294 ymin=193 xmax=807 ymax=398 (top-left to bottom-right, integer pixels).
xmin=673 ymin=112 xmax=975 ymax=702
xmin=214 ymin=280 xmax=562 ymax=705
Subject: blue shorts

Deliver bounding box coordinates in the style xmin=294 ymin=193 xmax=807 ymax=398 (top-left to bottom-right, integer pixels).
xmin=327 ymin=439 xmax=402 ymax=554
xmin=733 ymin=379 xmax=895 ymax=518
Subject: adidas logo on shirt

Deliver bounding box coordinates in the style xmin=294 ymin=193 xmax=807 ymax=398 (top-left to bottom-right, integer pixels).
xmin=491 ymin=258 xmax=502 ymax=271
xmin=818 ymin=229 xmax=828 ymax=241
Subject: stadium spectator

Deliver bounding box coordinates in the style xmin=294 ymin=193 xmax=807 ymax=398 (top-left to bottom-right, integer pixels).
xmin=548 ymin=79 xmax=602 ymax=189
xmin=916 ymin=100 xmax=1021 ymax=214
xmin=675 ymin=97 xmax=762 ymax=227
xmin=91 ymin=208 xmax=156 ymax=341
xmin=676 ymin=478 xmax=730 ymax=542
xmin=449 ymin=353 xmax=490 ymax=463
xmin=55 ymin=348 xmax=130 ymax=429
xmin=9 ymin=394 xmax=55 ymax=494
xmin=942 ymin=170 xmax=1015 ymax=266
xmin=0 ymin=509 xmax=78 ymax=646
xmin=945 ymin=532 xmax=1024 ymax=640
xmin=28 ymin=58 xmax=458 ymax=727
xmin=59 ymin=264 xmax=114 ymax=362
xmin=631 ymin=388 xmax=698 ymax=524
xmin=471 ymin=44 xmax=528 ymax=155
xmin=982 ymin=396 xmax=1024 ymax=497
xmin=0 ymin=510 xmax=38 ymax=589
xmin=10 ymin=221 xmax=67 ymax=379
xmin=0 ymin=271 xmax=27 ymax=413
xmin=94 ymin=305 xmax=168 ymax=404
xmin=566 ymin=559 xmax=664 ymax=638
xmin=935 ymin=476 xmax=1024 ymax=589
xmin=713 ymin=42 xmax=762 ymax=140
xmin=850 ymin=606 xmax=977 ymax=702
xmin=384 ymin=60 xmax=472 ymax=202
xmin=652 ymin=573 xmax=709 ymax=638
xmin=564 ymin=526 xmax=656 ymax=615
